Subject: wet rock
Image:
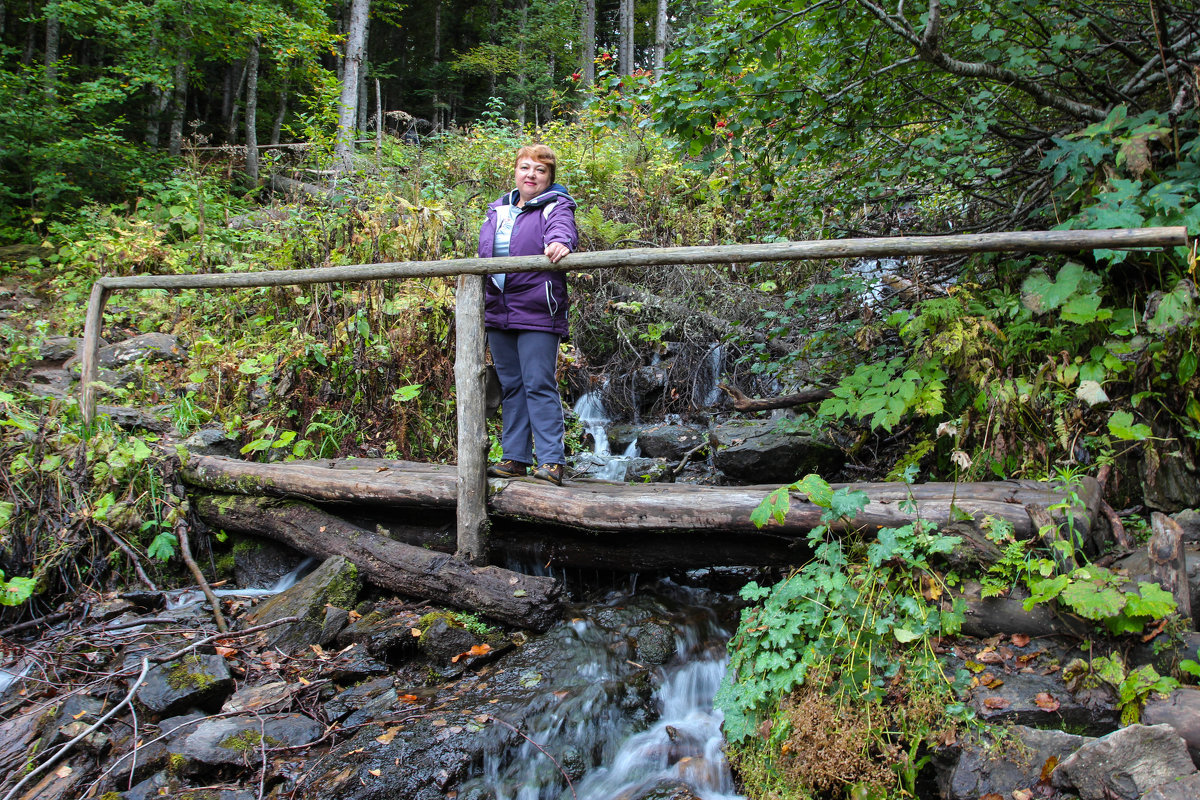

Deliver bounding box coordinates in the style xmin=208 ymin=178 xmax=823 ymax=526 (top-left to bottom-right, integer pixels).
xmin=608 ymin=423 xmax=641 ymax=453
xmin=1112 ymin=545 xmax=1200 ymax=620
xmin=419 ymin=616 xmax=481 ymax=667
xmin=245 ymin=555 xmax=360 ymax=654
xmin=221 ymin=680 xmax=300 ymax=714
xmin=98 ymin=332 xmax=186 ymax=367
xmin=44 ymin=694 xmax=108 ymax=750
xmin=1175 ymin=509 xmax=1200 ymax=542
xmin=624 ymin=779 xmax=703 ymax=800
xmin=314 ymin=643 xmax=391 ymax=683
xmin=324 ymin=676 xmax=399 ymax=725
xmin=181 ymin=713 xmax=323 ymax=767
xmin=108 ymin=711 xmax=207 ymax=784
xmin=185 ymin=426 xmax=244 ymax=459
xmin=232 ymin=536 xmax=307 ymax=589
xmin=336 ymin=607 xmax=424 ymax=659
xmin=635 ymin=620 xmax=675 ymax=665
xmin=937 ymin=724 xmax=1091 ymax=800
xmin=638 ymin=424 xmax=706 ymax=460
xmin=1142 ymin=772 xmax=1200 ymax=800
xmin=137 ymin=653 xmax=234 ymax=716
xmin=1052 ymin=723 xmax=1197 ymax=800
xmin=712 ymin=421 xmax=844 ymax=483
xmin=1141 ymin=440 xmax=1200 ymax=515
xmin=1144 ymin=687 xmax=1200 ymax=766
xmin=13 ymin=754 xmax=90 ymax=800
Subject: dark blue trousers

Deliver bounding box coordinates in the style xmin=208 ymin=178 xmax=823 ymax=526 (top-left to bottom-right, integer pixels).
xmin=487 ymin=329 xmax=565 ymax=466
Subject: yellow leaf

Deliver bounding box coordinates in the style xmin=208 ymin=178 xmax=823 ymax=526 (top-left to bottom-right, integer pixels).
xmin=368 ymin=768 xmax=381 ymax=777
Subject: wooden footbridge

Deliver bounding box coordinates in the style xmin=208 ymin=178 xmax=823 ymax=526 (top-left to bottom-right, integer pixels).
xmin=80 ymin=226 xmax=1190 ymax=629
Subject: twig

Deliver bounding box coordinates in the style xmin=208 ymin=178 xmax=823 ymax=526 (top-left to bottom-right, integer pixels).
xmin=1 ymin=658 xmax=151 ymax=800
xmin=0 ymin=608 xmax=76 ymax=639
xmin=151 ymin=616 xmax=301 ymax=664
xmin=1099 ymin=500 xmax=1133 ymax=551
xmin=104 ymin=527 xmax=158 ymax=591
xmin=175 ymin=519 xmax=227 ymax=633
xmin=671 ymin=440 xmax=710 ymax=477
xmin=486 ymin=715 xmax=577 ymax=800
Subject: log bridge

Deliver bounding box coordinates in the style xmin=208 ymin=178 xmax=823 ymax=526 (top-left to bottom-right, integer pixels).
xmin=80 ymin=227 xmax=1191 ymax=630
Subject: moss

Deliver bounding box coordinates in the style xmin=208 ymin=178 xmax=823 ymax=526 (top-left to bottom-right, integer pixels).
xmin=213 ymin=551 xmax=236 ymax=577
xmin=168 ymin=752 xmax=187 ymax=773
xmin=324 ymin=562 xmax=359 ymax=610
xmin=217 ymin=729 xmax=280 ymax=751
xmin=167 ymin=654 xmax=215 ymax=691
xmin=416 ymin=609 xmax=496 ymax=638
xmin=231 ymin=537 xmax=263 ymax=556
xmin=100 ymin=793 xmax=123 ymax=800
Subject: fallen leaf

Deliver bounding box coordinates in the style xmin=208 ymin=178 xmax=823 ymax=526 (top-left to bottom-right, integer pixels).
xmin=432 ymin=719 xmax=447 ymax=727
xmin=55 ymin=765 xmax=73 ymax=778
xmin=1039 ymin=755 xmax=1059 ymax=783
xmin=411 ymin=628 xmax=422 ymax=638
xmin=348 ymin=610 xmax=362 ymax=622
xmin=298 ymin=676 xmax=311 ymax=686
xmin=375 ymin=466 xmax=389 ymax=473
xmin=983 ymin=697 xmax=1010 ymax=710
xmin=398 ymin=694 xmax=420 ymax=704
xmin=1012 ymin=789 xmax=1033 ymax=800
xmin=965 ymin=660 xmax=986 ymax=673
xmin=1034 ymin=692 xmax=1060 ymax=712
xmin=319 ymin=526 xmax=326 ymax=533
xmin=73 ymin=709 xmax=88 ymax=720
xmin=1011 ymin=633 xmax=1031 ymax=647
xmin=215 ymin=646 xmax=238 ymax=659
xmin=979 ymin=794 xmax=1002 ymax=800
xmin=368 ymin=768 xmax=381 ymax=777
xmin=376 ymin=726 xmax=401 ymax=745
xmin=976 ymin=648 xmax=1005 ymax=664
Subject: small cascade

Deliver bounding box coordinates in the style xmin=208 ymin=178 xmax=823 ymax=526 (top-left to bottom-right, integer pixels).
xmin=698 ymin=343 xmax=725 ymax=407
xmin=165 ymin=556 xmax=318 ymax=610
xmin=572 ymin=391 xmax=640 ymax=481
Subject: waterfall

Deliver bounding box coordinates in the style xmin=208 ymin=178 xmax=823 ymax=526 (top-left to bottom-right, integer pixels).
xmin=573 ymin=391 xmax=640 ymax=481
xmin=166 ymin=556 xmax=318 ymax=609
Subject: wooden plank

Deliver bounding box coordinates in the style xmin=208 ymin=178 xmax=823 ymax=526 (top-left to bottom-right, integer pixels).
xmin=80 ymin=281 xmax=110 ymax=426
xmin=454 ymin=274 xmax=489 ymax=564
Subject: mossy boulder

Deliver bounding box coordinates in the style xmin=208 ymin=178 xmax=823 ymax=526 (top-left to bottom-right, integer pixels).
xmin=137 ymin=653 xmax=233 ymax=716
xmin=180 ymin=714 xmax=322 ymax=768
xmin=245 ymin=555 xmax=360 ymax=654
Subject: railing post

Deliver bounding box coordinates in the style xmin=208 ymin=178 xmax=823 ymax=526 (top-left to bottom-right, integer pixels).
xmin=454 ymin=274 xmax=490 ymax=564
xmin=81 ymin=280 xmax=110 ymax=427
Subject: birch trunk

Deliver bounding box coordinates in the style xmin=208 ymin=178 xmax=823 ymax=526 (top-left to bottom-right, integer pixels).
xmin=244 ymin=36 xmax=260 ymax=180
xmin=270 ymin=69 xmax=289 ymax=146
xmin=515 ymin=0 xmax=528 ymax=125
xmin=334 ymin=0 xmax=370 ymax=174
xmin=653 ymin=0 xmax=668 ymax=76
xmin=619 ymin=0 xmax=634 ymax=76
xmin=581 ymin=0 xmax=595 ymax=85
xmin=168 ymin=37 xmax=190 ymax=156
xmin=44 ymin=4 xmax=59 ymax=93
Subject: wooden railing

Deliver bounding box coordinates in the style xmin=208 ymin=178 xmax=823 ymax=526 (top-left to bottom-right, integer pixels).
xmin=80 ymin=226 xmax=1191 ymax=564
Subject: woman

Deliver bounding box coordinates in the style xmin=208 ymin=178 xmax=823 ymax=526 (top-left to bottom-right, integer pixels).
xmin=478 ymin=144 xmax=578 ymax=486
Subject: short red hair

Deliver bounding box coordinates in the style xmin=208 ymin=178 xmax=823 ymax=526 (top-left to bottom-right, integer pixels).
xmin=514 ymin=144 xmax=557 ymax=184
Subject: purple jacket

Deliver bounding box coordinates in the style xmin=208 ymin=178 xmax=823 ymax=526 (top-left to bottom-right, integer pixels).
xmin=478 ymin=184 xmax=578 ymax=337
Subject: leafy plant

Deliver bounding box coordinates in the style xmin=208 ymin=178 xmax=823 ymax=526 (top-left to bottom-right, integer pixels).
xmin=1024 ymin=565 xmax=1177 ymax=636
xmin=0 ymin=570 xmax=37 ymax=606
xmin=722 ymin=474 xmax=969 ymax=795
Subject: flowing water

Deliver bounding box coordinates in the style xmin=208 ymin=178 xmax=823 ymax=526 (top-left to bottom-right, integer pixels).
xmin=165 ymin=556 xmax=318 ymax=610
xmin=460 ymin=581 xmax=744 ymax=800
xmin=573 ymin=391 xmax=640 ymax=482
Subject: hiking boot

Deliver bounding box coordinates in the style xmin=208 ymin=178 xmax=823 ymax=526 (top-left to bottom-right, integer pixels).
xmin=532 ymin=463 xmax=565 ymax=486
xmin=487 ymin=459 xmax=528 ymax=478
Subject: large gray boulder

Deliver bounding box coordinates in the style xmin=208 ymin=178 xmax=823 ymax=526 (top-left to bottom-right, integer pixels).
xmin=181 ymin=713 xmax=323 ymax=767
xmin=245 ymin=555 xmax=360 ymax=654
xmin=136 ymin=653 xmax=233 ymax=716
xmin=1052 ymin=723 xmax=1197 ymax=800
xmin=1144 ymin=687 xmax=1200 ymax=766
xmin=712 ymin=421 xmax=844 ymax=483
xmin=98 ymin=333 xmax=186 ymax=367
xmin=637 ymin=424 xmax=706 ymax=460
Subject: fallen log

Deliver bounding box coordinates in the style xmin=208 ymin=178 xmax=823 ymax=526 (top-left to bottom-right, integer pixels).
xmin=193 ymin=493 xmax=564 ymax=632
xmin=719 ymin=383 xmax=834 ymax=412
xmin=181 ymin=454 xmax=1103 ymax=545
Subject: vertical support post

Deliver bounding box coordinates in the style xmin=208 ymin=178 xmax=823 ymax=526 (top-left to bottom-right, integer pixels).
xmin=454 ymin=273 xmax=490 ymax=564
xmin=81 ymin=280 xmax=110 ymax=426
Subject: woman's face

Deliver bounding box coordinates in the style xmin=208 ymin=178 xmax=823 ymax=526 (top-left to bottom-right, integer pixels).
xmin=514 ymin=157 xmax=552 ymax=203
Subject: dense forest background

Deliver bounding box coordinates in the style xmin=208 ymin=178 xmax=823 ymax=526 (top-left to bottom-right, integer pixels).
xmin=1 ymin=3 xmax=1199 ymax=797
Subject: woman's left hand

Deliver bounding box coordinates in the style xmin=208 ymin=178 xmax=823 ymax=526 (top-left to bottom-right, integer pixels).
xmin=544 ymin=242 xmax=571 ymax=263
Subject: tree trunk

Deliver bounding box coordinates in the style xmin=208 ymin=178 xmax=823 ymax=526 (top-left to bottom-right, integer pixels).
xmin=581 ymin=0 xmax=595 ymax=85
xmin=431 ymin=0 xmax=442 ymax=131
xmin=619 ymin=0 xmax=634 ymax=76
xmin=357 ymin=14 xmax=370 ymax=135
xmin=168 ymin=37 xmax=190 ymax=156
xmin=228 ymin=58 xmax=249 ymax=146
xmin=193 ymin=493 xmax=564 ymax=631
xmin=244 ymin=36 xmax=260 ymax=180
xmin=1149 ymin=512 xmax=1192 ymax=622
xmin=653 ymin=0 xmax=668 ymax=76
xmin=334 ymin=0 xmax=370 ymax=174
xmin=44 ymin=4 xmax=59 ymax=93
xmin=515 ymin=0 xmax=528 ymax=125
xmin=455 ymin=274 xmax=489 ymax=564
xmin=270 ymin=67 xmax=290 ymax=145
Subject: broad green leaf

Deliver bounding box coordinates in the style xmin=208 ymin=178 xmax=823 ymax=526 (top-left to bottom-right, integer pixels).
xmin=892 ymin=627 xmax=920 ymax=643
xmin=1108 ymin=410 xmax=1151 ymax=441
xmin=1076 ymin=380 xmax=1109 ymax=406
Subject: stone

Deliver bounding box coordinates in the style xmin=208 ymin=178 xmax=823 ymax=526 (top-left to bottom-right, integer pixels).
xmin=637 ymin=424 xmax=706 ymax=460
xmin=1175 ymin=509 xmax=1200 ymax=543
xmin=324 ymin=676 xmax=399 ymax=725
xmin=136 ymin=653 xmax=234 ymax=716
xmin=1112 ymin=544 xmax=1200 ymax=625
xmin=712 ymin=420 xmax=844 ymax=483
xmin=1052 ymin=723 xmax=1197 ymax=800
xmin=1141 ymin=441 xmax=1200 ymax=515
xmin=107 ymin=711 xmax=207 ymax=785
xmin=37 ymin=335 xmax=80 ymax=362
xmin=245 ymin=555 xmax=360 ymax=654
xmin=184 ymin=426 xmax=244 ymax=459
xmin=937 ymin=724 xmax=1091 ymax=800
xmin=1144 ymin=687 xmax=1200 ymax=766
xmin=181 ymin=713 xmax=323 ymax=766
xmin=314 ymin=645 xmax=391 ymax=684
xmin=97 ymin=332 xmax=186 ymax=368
xmin=419 ymin=616 xmax=481 ymax=666
xmin=965 ymin=664 xmax=1118 ymax=734
xmin=1142 ymin=772 xmax=1200 ymax=800
xmin=44 ymin=694 xmax=108 ymax=750
xmin=221 ymin=680 xmax=299 ymax=714
xmin=635 ymin=620 xmax=675 ymax=665
xmin=321 ymin=605 xmax=350 ymax=647
xmin=231 ymin=536 xmax=306 ymax=589
xmin=337 ymin=608 xmax=425 ymax=658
